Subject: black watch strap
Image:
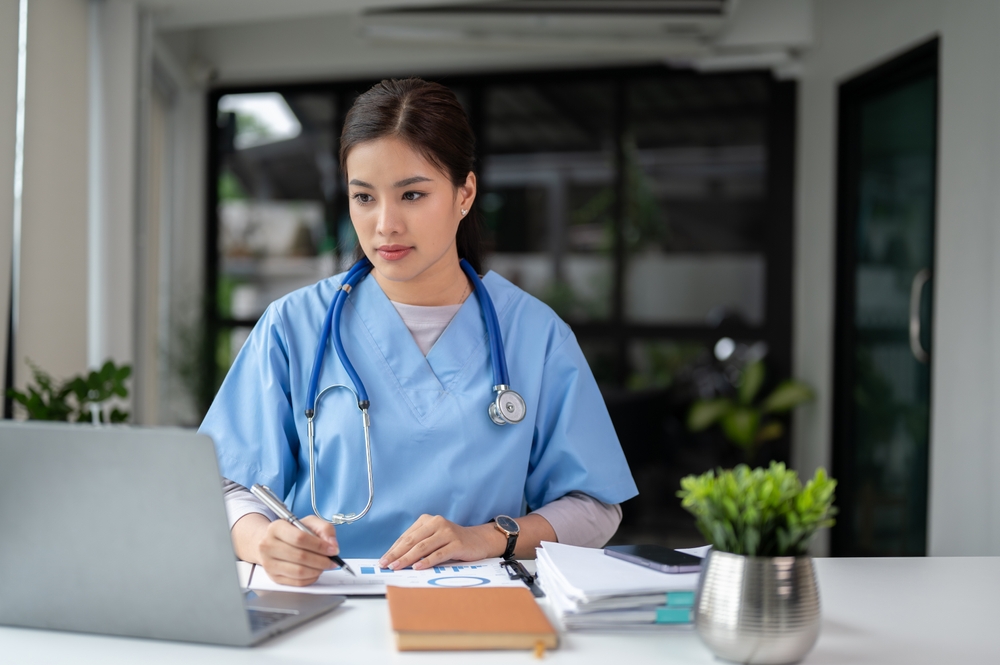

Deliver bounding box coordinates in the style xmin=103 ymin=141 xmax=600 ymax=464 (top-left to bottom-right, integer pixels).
xmin=501 ymin=532 xmax=517 ymax=560
xmin=492 ymin=516 xmax=519 ymax=560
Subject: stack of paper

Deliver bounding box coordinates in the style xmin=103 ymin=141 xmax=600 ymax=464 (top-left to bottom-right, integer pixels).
xmin=535 ymin=542 xmax=710 ymax=631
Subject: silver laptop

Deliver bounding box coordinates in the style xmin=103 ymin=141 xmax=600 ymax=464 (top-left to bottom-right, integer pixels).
xmin=0 ymin=421 xmax=344 ymax=646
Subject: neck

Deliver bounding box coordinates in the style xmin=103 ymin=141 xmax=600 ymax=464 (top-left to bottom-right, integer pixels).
xmin=371 ymin=253 xmax=472 ymax=306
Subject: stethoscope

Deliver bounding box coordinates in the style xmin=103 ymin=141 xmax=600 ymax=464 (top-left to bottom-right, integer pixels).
xmin=303 ymin=257 xmax=526 ymax=525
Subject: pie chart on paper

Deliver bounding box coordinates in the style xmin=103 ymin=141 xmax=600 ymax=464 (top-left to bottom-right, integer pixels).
xmin=427 ymin=576 xmax=491 ymax=587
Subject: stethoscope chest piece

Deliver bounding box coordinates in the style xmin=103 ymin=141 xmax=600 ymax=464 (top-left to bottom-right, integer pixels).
xmin=490 ymin=385 xmax=526 ymax=426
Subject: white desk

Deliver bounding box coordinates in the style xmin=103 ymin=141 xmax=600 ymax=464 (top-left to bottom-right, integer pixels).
xmin=2 ymin=557 xmax=997 ymax=664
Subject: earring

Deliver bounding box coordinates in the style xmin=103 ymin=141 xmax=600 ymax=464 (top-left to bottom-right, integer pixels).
xmin=461 ymin=209 xmax=468 ymax=216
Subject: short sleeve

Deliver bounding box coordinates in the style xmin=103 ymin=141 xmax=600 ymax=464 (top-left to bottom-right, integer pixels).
xmin=198 ymin=305 xmax=301 ymax=501
xmin=524 ymin=332 xmax=638 ymax=510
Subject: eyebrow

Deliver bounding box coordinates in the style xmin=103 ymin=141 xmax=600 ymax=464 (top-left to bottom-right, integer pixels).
xmin=348 ymin=176 xmax=433 ymax=189
xmin=393 ymin=176 xmax=432 ymax=188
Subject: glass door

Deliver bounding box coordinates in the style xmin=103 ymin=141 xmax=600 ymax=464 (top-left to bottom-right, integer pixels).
xmin=832 ymin=40 xmax=938 ymax=556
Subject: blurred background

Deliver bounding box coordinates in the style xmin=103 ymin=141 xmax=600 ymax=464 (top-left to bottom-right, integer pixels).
xmin=1 ymin=0 xmax=998 ymax=558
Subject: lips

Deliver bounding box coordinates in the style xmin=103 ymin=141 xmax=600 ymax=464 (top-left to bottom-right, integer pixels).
xmin=377 ymin=245 xmax=412 ymax=261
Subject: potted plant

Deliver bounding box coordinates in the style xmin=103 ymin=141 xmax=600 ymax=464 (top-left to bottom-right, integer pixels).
xmin=677 ymin=463 xmax=837 ymax=664
xmin=687 ymin=360 xmax=815 ymax=463
xmin=6 ymin=360 xmax=132 ymax=423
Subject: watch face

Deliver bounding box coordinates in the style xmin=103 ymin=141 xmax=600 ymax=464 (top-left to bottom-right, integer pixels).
xmin=495 ymin=515 xmax=519 ymax=535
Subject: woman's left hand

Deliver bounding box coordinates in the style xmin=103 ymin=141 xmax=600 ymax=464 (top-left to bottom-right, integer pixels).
xmin=379 ymin=514 xmax=503 ymax=570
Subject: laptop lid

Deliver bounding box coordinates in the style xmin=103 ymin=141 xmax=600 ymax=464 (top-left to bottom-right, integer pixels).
xmin=0 ymin=421 xmax=257 ymax=646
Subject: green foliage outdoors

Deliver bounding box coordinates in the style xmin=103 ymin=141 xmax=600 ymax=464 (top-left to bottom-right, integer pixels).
xmin=568 ymin=138 xmax=671 ymax=254
xmin=627 ymin=342 xmax=704 ymax=391
xmin=678 ymin=462 xmax=838 ymax=557
xmin=6 ymin=360 xmax=131 ymax=423
xmin=540 ymin=279 xmax=609 ymax=322
xmin=217 ymin=170 xmax=246 ymax=202
xmin=687 ymin=361 xmax=814 ymax=460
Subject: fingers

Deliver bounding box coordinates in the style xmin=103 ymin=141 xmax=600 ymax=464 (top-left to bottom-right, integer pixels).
xmin=381 ymin=515 xmax=477 ymax=571
xmin=300 ymin=515 xmax=339 ymax=554
xmin=409 ymin=542 xmax=461 ymax=570
xmin=380 ymin=514 xmax=434 ymax=568
xmin=264 ymin=558 xmax=326 ymax=587
xmin=273 ymin=519 xmax=337 ymax=557
xmin=258 ymin=520 xmax=336 ymax=585
xmin=392 ymin=529 xmax=453 ymax=571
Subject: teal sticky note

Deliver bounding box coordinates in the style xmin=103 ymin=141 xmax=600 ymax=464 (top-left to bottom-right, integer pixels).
xmin=666 ymin=591 xmax=695 ymax=607
xmin=656 ymin=607 xmax=693 ymax=624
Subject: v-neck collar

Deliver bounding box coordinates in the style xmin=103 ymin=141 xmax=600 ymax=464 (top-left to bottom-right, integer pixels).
xmin=344 ymin=271 xmax=513 ymax=427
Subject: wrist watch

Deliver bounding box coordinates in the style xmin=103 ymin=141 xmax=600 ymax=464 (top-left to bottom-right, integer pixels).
xmin=493 ymin=515 xmax=520 ymax=560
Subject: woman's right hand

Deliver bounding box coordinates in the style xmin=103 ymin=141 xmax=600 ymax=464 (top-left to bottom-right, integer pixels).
xmin=258 ymin=516 xmax=340 ymax=586
xmin=234 ymin=513 xmax=340 ymax=586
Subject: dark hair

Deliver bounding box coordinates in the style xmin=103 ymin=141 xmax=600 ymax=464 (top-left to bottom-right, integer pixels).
xmin=340 ymin=78 xmax=484 ymax=273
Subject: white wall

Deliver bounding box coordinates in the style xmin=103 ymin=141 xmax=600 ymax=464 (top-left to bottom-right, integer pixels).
xmin=794 ymin=0 xmax=1000 ymax=556
xmin=149 ymin=33 xmax=208 ymax=426
xmin=17 ymin=0 xmax=90 ymax=390
xmin=931 ymin=1 xmax=1000 ymax=556
xmin=95 ymin=0 xmax=139 ymax=376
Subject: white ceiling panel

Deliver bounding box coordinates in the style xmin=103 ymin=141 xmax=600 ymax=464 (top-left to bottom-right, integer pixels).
xmin=145 ymin=0 xmax=496 ymax=31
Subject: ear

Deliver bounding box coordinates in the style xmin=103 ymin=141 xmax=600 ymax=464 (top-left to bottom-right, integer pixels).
xmin=457 ymin=171 xmax=477 ymax=211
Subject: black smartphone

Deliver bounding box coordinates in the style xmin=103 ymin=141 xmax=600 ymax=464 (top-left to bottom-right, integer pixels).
xmin=604 ymin=545 xmax=703 ymax=573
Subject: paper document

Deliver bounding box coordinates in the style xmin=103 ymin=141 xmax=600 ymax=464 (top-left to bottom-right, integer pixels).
xmin=536 ymin=542 xmax=710 ymax=631
xmin=249 ymin=558 xmax=525 ymax=596
xmin=537 ymin=542 xmax=705 ymax=601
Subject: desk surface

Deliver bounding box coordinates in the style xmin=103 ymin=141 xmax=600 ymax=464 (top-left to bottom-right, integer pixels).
xmin=3 ymin=557 xmax=997 ymax=664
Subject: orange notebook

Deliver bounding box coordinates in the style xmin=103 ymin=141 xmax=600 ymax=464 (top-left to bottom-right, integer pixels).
xmin=386 ymin=586 xmax=559 ymax=652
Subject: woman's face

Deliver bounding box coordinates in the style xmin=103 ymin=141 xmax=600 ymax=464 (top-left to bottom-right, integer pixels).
xmin=346 ymin=136 xmax=475 ymax=285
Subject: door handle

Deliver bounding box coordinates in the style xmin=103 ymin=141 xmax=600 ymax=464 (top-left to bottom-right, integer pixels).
xmin=909 ymin=268 xmax=931 ymax=364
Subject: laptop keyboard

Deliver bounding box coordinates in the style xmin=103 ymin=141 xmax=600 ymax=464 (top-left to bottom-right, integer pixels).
xmin=248 ymin=609 xmax=297 ymax=633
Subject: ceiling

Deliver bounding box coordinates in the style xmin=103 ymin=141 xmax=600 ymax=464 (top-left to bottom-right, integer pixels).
xmin=145 ymin=0 xmax=509 ymax=30
xmin=149 ymin=0 xmax=810 ymax=84
xmin=145 ymin=0 xmax=736 ymax=34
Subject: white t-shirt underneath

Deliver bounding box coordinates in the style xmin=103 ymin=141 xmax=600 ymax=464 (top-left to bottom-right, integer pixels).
xmin=388 ymin=300 xmax=462 ymax=355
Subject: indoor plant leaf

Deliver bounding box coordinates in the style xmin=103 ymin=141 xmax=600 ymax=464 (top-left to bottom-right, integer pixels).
xmin=8 ymin=358 xmax=132 ymax=423
xmin=687 ymin=398 xmax=734 ymax=432
xmin=761 ymin=380 xmax=815 ymax=413
xmin=739 ymin=360 xmax=766 ymax=405
xmin=721 ymin=408 xmax=760 ymax=449
xmin=677 ymin=463 xmax=838 ymax=557
xmin=755 ymin=420 xmax=784 ymax=443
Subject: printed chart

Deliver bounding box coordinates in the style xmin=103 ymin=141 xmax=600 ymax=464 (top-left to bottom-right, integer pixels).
xmin=249 ymin=558 xmax=524 ymax=595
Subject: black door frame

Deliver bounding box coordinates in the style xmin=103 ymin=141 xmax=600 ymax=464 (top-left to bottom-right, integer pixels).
xmin=831 ymin=38 xmax=939 ymax=556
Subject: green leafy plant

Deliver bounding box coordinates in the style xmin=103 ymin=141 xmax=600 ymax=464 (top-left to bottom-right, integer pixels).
xmin=687 ymin=361 xmax=814 ymax=460
xmin=677 ymin=462 xmax=837 ymax=557
xmin=6 ymin=359 xmax=131 ymax=423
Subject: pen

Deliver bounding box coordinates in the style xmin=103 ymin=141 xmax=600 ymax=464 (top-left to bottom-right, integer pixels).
xmin=501 ymin=559 xmax=544 ymax=598
xmin=250 ymin=484 xmax=356 ymax=576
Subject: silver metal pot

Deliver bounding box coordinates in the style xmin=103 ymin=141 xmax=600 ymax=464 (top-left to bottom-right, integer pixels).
xmin=694 ymin=550 xmax=820 ymax=664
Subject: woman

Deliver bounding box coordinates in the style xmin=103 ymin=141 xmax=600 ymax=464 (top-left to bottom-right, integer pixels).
xmin=200 ymin=78 xmax=637 ymax=587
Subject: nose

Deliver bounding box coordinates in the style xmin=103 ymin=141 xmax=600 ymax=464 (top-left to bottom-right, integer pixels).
xmin=375 ymin=201 xmax=405 ymax=237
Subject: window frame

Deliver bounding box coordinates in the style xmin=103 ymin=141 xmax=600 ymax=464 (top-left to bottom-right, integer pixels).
xmin=202 ymin=64 xmax=795 ymax=413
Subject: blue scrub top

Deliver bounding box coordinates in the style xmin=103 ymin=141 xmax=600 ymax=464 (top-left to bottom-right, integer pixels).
xmin=200 ymin=270 xmax=638 ymax=557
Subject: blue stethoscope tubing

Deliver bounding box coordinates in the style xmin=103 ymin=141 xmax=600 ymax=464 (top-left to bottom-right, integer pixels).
xmin=303 ymin=257 xmax=525 ymax=525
